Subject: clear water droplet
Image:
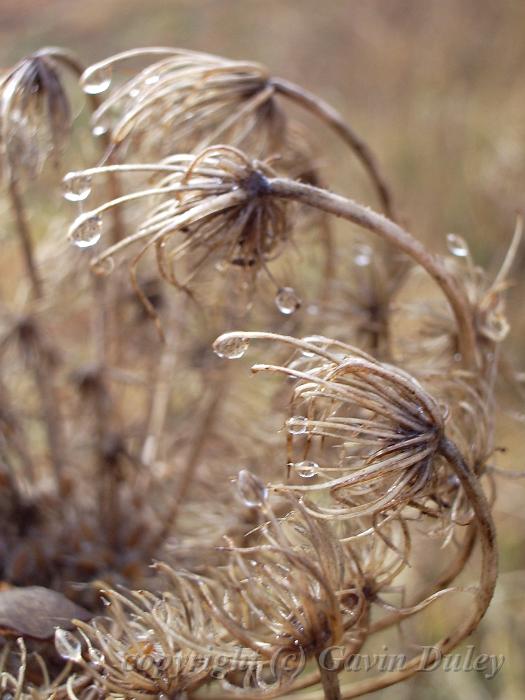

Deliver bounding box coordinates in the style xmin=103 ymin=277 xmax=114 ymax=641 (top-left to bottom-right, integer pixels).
xmin=69 ymin=214 xmax=103 ymax=249
xmin=292 ymin=460 xmax=319 ymax=478
xmin=213 ymin=334 xmax=249 ymax=359
xmin=88 ymin=647 xmax=105 ymax=667
xmin=446 ymin=233 xmax=469 ymax=257
xmin=54 ymin=628 xmax=82 ymax=662
xmin=353 ymin=243 xmax=373 ymax=267
xmin=237 ymin=469 xmax=268 ymax=507
xmin=82 ymin=66 xmax=112 ymax=95
xmin=92 ymin=124 xmax=109 ymax=138
xmin=275 ymin=287 xmax=301 ymax=315
xmin=91 ymin=256 xmax=114 ymax=277
xmin=145 ymin=75 xmax=160 ymax=86
xmin=286 ymin=416 xmax=309 ymax=435
xmin=63 ymin=172 xmax=92 ymax=202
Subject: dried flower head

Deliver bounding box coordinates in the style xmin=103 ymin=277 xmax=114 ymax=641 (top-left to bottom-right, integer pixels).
xmin=0 ymin=48 xmax=75 ymax=179
xmin=75 ymin=491 xmax=376 ymax=697
xmin=214 ymin=332 xmax=447 ymax=524
xmin=67 ymin=146 xmax=293 ymax=319
xmin=82 ymin=48 xmax=285 ymax=159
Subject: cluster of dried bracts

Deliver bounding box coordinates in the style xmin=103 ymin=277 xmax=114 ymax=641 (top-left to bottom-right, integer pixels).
xmin=0 ymin=46 xmax=520 ymax=700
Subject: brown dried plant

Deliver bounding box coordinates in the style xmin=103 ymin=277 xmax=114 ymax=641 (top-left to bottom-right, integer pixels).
xmin=0 ymin=42 xmax=519 ymax=700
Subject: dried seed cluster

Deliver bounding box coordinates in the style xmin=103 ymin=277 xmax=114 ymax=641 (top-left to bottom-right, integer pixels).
xmin=0 ymin=44 xmax=517 ymax=700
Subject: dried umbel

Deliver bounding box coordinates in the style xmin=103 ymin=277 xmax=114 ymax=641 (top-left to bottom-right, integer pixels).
xmin=214 ymin=332 xmax=447 ymax=523
xmin=0 ymin=48 xmax=77 ymax=180
xmin=82 ymin=48 xmax=285 ymax=159
xmin=73 ymin=493 xmax=379 ymax=698
xmin=0 ymin=39 xmax=515 ymax=700
xmin=392 ymin=223 xmax=521 ymax=372
xmin=66 ymin=146 xmax=294 ymax=319
xmin=81 ymin=47 xmax=396 ymax=217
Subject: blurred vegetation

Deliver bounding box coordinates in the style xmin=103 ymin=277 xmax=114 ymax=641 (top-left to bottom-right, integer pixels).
xmin=0 ymin=1 xmax=524 ymax=698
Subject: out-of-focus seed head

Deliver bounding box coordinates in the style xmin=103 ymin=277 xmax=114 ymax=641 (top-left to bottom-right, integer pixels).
xmin=0 ymin=49 xmax=72 ymax=179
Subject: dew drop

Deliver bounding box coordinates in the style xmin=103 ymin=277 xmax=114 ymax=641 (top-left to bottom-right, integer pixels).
xmin=213 ymin=334 xmax=249 ymax=359
xmin=214 ymin=259 xmax=228 ymax=273
xmin=54 ymin=628 xmax=82 ymax=662
xmin=446 ymin=233 xmax=469 ymax=258
xmin=91 ymin=256 xmax=114 ymax=277
xmin=92 ymin=124 xmax=109 ymax=138
xmin=88 ymin=647 xmax=105 ymax=667
xmin=286 ymin=416 xmax=309 ymax=435
xmin=353 ymin=243 xmax=373 ymax=267
xmin=82 ymin=66 xmax=112 ymax=95
xmin=275 ymin=287 xmax=301 ymax=315
xmin=63 ymin=172 xmax=92 ymax=202
xmin=68 ymin=214 xmax=103 ymax=249
xmin=292 ymin=460 xmax=319 ymax=478
xmin=145 ymin=74 xmax=160 ymax=86
xmin=237 ymin=469 xmax=268 ymax=507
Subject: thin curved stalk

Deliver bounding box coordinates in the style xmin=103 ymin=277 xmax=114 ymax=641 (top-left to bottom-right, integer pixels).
xmin=271 ymin=77 xmax=396 ymax=220
xmin=266 ymin=177 xmax=478 ymax=368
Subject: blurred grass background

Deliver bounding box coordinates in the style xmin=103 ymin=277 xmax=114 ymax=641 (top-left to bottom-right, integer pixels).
xmin=1 ymin=1 xmax=524 ymax=698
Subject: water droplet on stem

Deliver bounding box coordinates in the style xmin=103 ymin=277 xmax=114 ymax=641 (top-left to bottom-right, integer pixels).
xmin=286 ymin=416 xmax=309 ymax=435
xmin=275 ymin=287 xmax=301 ymax=315
xmin=237 ymin=469 xmax=268 ymax=507
xmin=82 ymin=66 xmax=112 ymax=95
xmin=54 ymin=628 xmax=82 ymax=662
xmin=446 ymin=233 xmax=469 ymax=258
xmin=292 ymin=460 xmax=319 ymax=478
xmin=63 ymin=172 xmax=92 ymax=202
xmin=213 ymin=334 xmax=249 ymax=359
xmin=69 ymin=214 xmax=103 ymax=248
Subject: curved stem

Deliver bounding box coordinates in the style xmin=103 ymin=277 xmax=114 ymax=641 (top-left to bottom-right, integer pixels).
xmin=271 ymin=77 xmax=396 ymax=220
xmin=267 ymin=177 xmax=478 ymax=368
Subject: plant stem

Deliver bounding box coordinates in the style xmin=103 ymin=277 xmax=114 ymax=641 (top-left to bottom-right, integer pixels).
xmin=271 ymin=77 xmax=396 ymax=220
xmin=8 ymin=177 xmax=43 ymax=299
xmin=316 ymin=651 xmax=341 ymax=700
xmin=267 ymin=176 xmax=478 ymax=368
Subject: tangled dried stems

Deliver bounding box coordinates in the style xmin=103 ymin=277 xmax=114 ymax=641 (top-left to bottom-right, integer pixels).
xmin=0 ymin=43 xmax=518 ymax=700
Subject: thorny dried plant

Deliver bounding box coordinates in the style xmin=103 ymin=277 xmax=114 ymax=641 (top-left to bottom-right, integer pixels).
xmin=0 ymin=43 xmax=521 ymax=700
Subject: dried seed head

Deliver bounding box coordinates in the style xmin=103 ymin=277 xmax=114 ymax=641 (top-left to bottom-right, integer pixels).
xmin=220 ymin=333 xmax=447 ymax=522
xmin=0 ymin=50 xmax=72 ymax=179
xmin=70 ymin=147 xmax=293 ymax=315
xmin=83 ymin=48 xmax=285 ymax=158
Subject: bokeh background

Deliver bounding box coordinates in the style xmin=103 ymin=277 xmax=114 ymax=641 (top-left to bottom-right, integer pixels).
xmin=1 ymin=1 xmax=524 ymax=698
